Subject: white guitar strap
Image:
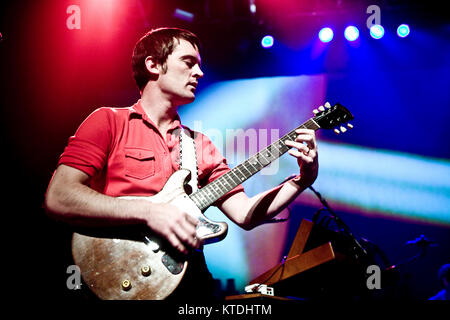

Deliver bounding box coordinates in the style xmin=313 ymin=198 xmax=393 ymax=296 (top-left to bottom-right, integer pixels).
xmin=179 ymin=128 xmax=198 ymax=193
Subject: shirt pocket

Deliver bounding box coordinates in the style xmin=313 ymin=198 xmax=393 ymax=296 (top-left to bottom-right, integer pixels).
xmin=124 ymin=147 xmax=155 ymax=180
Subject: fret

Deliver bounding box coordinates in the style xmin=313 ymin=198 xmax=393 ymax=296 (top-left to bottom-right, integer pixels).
xmin=211 ymin=180 xmax=226 ymax=197
xmin=284 ymin=131 xmax=297 ymax=141
xmin=229 ymin=169 xmax=243 ymax=185
xmin=256 ymin=150 xmax=271 ymax=166
xmin=217 ymin=172 xmax=234 ymax=192
xmin=246 ymin=155 xmax=263 ymax=171
xmin=241 ymin=160 xmax=257 ymax=175
xmin=234 ymin=165 xmax=247 ymax=180
xmin=205 ymin=184 xmax=219 ymax=199
xmin=265 ymin=145 xmax=280 ymax=162
xmin=189 ymin=193 xmax=201 ymax=208
xmin=275 ymin=139 xmax=290 ymax=154
xmin=226 ymin=172 xmax=241 ymax=190
xmin=194 ymin=192 xmax=208 ymax=209
xmin=199 ymin=190 xmax=212 ymax=204
xmin=261 ymin=148 xmax=274 ymax=162
xmin=222 ymin=172 xmax=235 ymax=189
xmin=216 ymin=176 xmax=229 ymax=191
xmin=204 ymin=187 xmax=217 ymax=201
xmin=236 ymin=164 xmax=252 ymax=179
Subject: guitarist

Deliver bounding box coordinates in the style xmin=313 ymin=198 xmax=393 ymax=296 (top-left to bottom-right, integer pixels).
xmin=45 ymin=28 xmax=319 ymax=300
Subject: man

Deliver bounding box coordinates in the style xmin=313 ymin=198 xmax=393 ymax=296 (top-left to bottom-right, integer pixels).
xmin=45 ymin=28 xmax=318 ymax=300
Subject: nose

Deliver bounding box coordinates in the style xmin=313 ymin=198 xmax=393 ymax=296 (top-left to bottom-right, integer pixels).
xmin=193 ymin=64 xmax=204 ymax=79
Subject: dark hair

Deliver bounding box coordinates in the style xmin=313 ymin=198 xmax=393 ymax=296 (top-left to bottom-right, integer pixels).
xmin=131 ymin=27 xmax=201 ymax=91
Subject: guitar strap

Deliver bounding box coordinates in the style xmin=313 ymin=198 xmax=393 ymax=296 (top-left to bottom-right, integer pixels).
xmin=179 ymin=128 xmax=198 ymax=193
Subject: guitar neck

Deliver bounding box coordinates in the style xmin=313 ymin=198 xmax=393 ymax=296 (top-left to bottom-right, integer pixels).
xmin=189 ymin=118 xmax=321 ymax=211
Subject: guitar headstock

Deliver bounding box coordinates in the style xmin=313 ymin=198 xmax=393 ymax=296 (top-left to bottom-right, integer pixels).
xmin=313 ymin=102 xmax=354 ymax=134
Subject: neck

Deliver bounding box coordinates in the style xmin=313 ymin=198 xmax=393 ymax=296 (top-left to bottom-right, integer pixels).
xmin=140 ymin=87 xmax=178 ymax=130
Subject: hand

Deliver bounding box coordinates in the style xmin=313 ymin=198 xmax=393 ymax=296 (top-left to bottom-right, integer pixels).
xmin=284 ymin=128 xmax=319 ymax=187
xmin=143 ymin=202 xmax=202 ymax=254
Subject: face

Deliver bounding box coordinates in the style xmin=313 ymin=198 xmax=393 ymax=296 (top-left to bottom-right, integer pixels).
xmin=156 ymin=39 xmax=204 ymax=105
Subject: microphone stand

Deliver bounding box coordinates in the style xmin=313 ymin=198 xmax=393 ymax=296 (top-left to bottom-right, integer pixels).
xmin=308 ymin=185 xmax=368 ymax=258
xmin=386 ymin=235 xmax=437 ymax=271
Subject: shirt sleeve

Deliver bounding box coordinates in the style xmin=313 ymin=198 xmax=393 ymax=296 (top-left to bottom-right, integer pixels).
xmin=195 ymin=131 xmax=245 ymax=207
xmin=58 ymin=107 xmax=113 ymax=177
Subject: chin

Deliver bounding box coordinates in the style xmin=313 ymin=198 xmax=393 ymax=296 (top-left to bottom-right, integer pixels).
xmin=177 ymin=95 xmax=196 ymax=105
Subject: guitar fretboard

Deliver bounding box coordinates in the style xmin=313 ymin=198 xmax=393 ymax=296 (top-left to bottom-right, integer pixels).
xmin=189 ymin=118 xmax=320 ymax=211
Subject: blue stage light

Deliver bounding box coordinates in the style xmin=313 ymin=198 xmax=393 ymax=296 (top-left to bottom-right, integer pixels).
xmin=344 ymin=26 xmax=359 ymax=41
xmin=261 ymin=35 xmax=274 ymax=48
xmin=397 ymin=24 xmax=410 ymax=38
xmin=318 ymin=27 xmax=334 ymax=43
xmin=370 ymin=24 xmax=385 ymax=39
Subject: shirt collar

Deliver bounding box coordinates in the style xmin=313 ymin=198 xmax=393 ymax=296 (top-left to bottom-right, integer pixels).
xmin=130 ymin=99 xmax=183 ymax=132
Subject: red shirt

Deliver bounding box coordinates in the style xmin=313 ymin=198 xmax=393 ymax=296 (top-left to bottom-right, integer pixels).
xmin=58 ymin=100 xmax=244 ymax=206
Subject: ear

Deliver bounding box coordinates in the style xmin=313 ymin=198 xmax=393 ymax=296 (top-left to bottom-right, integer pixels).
xmin=144 ymin=56 xmax=160 ymax=76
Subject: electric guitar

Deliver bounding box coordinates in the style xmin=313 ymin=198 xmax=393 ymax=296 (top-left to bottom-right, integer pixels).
xmin=71 ymin=102 xmax=354 ymax=299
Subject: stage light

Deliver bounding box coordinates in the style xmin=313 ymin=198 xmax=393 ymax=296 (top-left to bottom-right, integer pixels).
xmin=318 ymin=27 xmax=334 ymax=43
xmin=249 ymin=0 xmax=256 ymax=14
xmin=344 ymin=26 xmax=359 ymax=42
xmin=370 ymin=24 xmax=385 ymax=39
xmin=261 ymin=35 xmax=274 ymax=48
xmin=397 ymin=24 xmax=410 ymax=38
xmin=174 ymin=8 xmax=194 ymax=22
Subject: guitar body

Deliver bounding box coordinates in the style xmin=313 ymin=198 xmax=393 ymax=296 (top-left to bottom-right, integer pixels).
xmin=71 ymin=169 xmax=228 ymax=300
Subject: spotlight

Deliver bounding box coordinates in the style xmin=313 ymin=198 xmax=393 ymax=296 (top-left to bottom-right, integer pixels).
xmin=370 ymin=25 xmax=385 ymax=39
xmin=261 ymin=35 xmax=274 ymax=48
xmin=397 ymin=24 xmax=410 ymax=38
xmin=318 ymin=27 xmax=334 ymax=43
xmin=173 ymin=8 xmax=194 ymax=22
xmin=249 ymin=0 xmax=256 ymax=14
xmin=344 ymin=26 xmax=359 ymax=41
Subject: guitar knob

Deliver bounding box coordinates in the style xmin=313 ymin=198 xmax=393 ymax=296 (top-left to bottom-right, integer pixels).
xmin=347 ymin=123 xmax=354 ymax=129
xmin=325 ymin=102 xmax=331 ymax=108
xmin=313 ymin=109 xmax=319 ymax=114
xmin=141 ymin=266 xmax=152 ymax=277
xmin=121 ymin=279 xmax=132 ymax=291
xmin=318 ymin=106 xmax=325 ymax=112
xmin=340 ymin=126 xmax=347 ymax=133
xmin=334 ymin=128 xmax=340 ymax=134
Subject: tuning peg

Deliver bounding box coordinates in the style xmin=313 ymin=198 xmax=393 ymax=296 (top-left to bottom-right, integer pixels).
xmin=313 ymin=109 xmax=319 ymax=114
xmin=347 ymin=123 xmax=354 ymax=129
xmin=334 ymin=128 xmax=340 ymax=134
xmin=318 ymin=105 xmax=325 ymax=112
xmin=340 ymin=126 xmax=347 ymax=133
xmin=324 ymin=102 xmax=331 ymax=109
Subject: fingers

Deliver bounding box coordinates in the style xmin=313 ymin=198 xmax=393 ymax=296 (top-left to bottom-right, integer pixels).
xmin=178 ymin=215 xmax=201 ymax=248
xmin=145 ymin=202 xmax=202 ymax=255
xmin=285 ymin=139 xmax=310 ymax=155
xmin=167 ymin=233 xmax=188 ymax=255
xmin=285 ymin=129 xmax=317 ymax=163
xmin=294 ymin=128 xmax=316 ymax=149
xmin=287 ymin=146 xmax=315 ymax=164
xmin=166 ymin=212 xmax=201 ymax=255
